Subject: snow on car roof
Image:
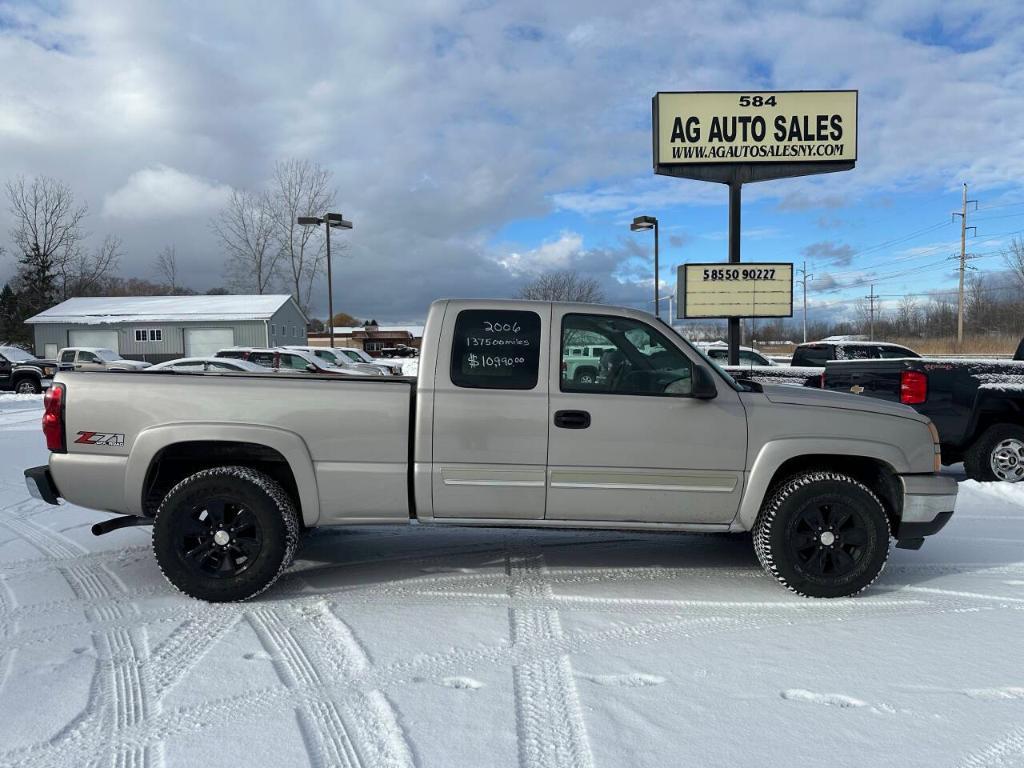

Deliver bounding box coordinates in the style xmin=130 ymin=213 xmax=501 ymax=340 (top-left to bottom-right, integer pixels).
xmin=26 ymin=295 xmax=298 ymax=324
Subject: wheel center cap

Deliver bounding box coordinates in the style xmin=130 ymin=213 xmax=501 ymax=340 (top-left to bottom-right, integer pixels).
xmin=820 ymin=531 xmax=836 ymax=546
xmin=213 ymin=530 xmax=231 ymax=546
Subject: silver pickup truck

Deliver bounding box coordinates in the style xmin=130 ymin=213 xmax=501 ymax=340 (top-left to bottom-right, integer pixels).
xmin=25 ymin=299 xmax=957 ymax=602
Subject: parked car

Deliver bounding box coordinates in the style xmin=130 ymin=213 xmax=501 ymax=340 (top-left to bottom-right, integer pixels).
xmin=57 ymin=347 xmax=151 ymax=372
xmin=334 ymin=347 xmax=405 ymax=375
xmin=28 ymin=298 xmax=955 ymax=603
xmin=380 ymin=344 xmax=418 ymax=358
xmin=214 ymin=347 xmax=383 ymax=376
xmin=145 ymin=357 xmax=272 ymax=373
xmin=822 ymin=356 xmax=1024 ymax=482
xmin=695 ymin=342 xmax=779 ymax=367
xmin=791 ymin=340 xmax=920 ymax=367
xmin=282 ymin=345 xmax=389 ymax=376
xmin=0 ymin=345 xmax=57 ymax=393
xmin=562 ymin=344 xmax=614 ymax=384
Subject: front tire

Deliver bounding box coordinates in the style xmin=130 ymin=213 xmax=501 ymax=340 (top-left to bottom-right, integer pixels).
xmin=964 ymin=424 xmax=1024 ymax=482
xmin=153 ymin=466 xmax=299 ymax=602
xmin=753 ymin=471 xmax=891 ymax=598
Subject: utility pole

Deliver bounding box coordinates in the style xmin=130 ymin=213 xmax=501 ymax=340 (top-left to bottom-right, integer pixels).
xmin=797 ymin=260 xmax=813 ymax=342
xmin=952 ymin=182 xmax=978 ymax=350
xmin=866 ymin=284 xmax=877 ymax=340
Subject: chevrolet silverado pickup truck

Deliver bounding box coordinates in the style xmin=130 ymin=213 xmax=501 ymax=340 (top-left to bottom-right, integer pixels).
xmin=25 ymin=299 xmax=957 ymax=602
xmin=823 ymin=357 xmax=1024 ymax=482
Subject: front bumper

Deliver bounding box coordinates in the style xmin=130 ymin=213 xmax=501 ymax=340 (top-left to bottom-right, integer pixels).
xmin=895 ymin=473 xmax=957 ymax=548
xmin=25 ymin=465 xmax=61 ymax=505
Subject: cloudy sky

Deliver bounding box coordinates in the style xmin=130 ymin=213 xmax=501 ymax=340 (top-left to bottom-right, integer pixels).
xmin=1 ymin=0 xmax=1023 ymax=323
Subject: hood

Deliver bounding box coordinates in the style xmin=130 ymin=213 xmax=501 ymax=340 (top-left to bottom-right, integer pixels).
xmin=115 ymin=360 xmax=152 ymax=369
xmin=757 ymin=383 xmax=929 ymax=423
xmin=14 ymin=358 xmax=57 ymax=368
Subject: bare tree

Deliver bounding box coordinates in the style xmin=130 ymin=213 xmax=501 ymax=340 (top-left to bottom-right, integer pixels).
xmin=267 ymin=159 xmax=337 ymax=311
xmin=68 ymin=235 xmax=122 ymax=296
xmin=1004 ymin=236 xmax=1024 ymax=291
xmin=517 ymin=270 xmax=604 ymax=303
xmin=155 ymin=244 xmax=178 ymax=292
xmin=5 ymin=175 xmax=120 ymax=300
xmin=212 ymin=189 xmax=279 ymax=294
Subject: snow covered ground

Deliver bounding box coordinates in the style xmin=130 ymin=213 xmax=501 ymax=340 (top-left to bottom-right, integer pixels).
xmin=1 ymin=395 xmax=1023 ymax=768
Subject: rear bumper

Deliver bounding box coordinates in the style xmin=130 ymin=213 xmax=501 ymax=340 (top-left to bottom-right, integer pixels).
xmin=895 ymin=473 xmax=957 ymax=547
xmin=25 ymin=465 xmax=61 ymax=505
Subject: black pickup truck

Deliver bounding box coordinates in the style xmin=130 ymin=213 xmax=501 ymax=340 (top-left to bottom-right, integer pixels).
xmin=823 ymin=357 xmax=1024 ymax=482
xmin=0 ymin=345 xmax=57 ymax=394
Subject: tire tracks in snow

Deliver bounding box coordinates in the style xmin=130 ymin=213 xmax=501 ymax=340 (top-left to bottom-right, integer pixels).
xmin=0 ymin=512 xmax=158 ymax=768
xmin=507 ymin=552 xmax=595 ymax=768
xmin=248 ymin=603 xmax=414 ymax=768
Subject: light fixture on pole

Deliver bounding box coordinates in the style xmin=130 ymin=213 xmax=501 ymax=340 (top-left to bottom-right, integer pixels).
xmin=630 ymin=215 xmax=659 ymax=318
xmin=297 ymin=213 xmax=353 ymax=348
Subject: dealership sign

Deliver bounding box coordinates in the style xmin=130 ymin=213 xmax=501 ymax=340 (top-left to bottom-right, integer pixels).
xmin=654 ymin=91 xmax=857 ymax=166
xmin=678 ymin=262 xmax=794 ymax=319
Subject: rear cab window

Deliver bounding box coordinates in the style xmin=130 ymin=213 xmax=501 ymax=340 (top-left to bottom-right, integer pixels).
xmin=793 ymin=345 xmax=831 ymax=366
xmin=450 ymin=309 xmax=541 ymax=389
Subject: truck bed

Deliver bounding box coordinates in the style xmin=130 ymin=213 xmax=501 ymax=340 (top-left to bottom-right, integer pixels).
xmin=49 ymin=370 xmax=416 ymax=526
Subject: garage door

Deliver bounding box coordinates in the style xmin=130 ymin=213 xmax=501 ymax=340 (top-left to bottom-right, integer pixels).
xmin=184 ymin=328 xmax=235 ymax=357
xmin=68 ymin=330 xmax=120 ymax=351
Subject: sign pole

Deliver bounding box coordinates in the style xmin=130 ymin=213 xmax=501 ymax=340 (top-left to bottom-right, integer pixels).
xmin=727 ymin=180 xmax=742 ymax=365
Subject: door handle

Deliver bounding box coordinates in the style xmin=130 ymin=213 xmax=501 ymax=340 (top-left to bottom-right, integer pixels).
xmin=554 ymin=410 xmax=591 ymax=429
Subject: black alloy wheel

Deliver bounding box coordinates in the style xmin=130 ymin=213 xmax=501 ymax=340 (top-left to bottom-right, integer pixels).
xmin=178 ymin=498 xmax=263 ymax=579
xmin=786 ymin=499 xmax=871 ymax=580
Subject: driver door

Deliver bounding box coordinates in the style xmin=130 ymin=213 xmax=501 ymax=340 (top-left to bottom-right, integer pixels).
xmin=546 ymin=308 xmax=747 ymax=525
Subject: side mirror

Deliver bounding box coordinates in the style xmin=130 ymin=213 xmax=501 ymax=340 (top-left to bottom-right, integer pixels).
xmin=306 ymin=364 xmax=318 ymax=373
xmin=692 ymin=366 xmax=718 ymax=400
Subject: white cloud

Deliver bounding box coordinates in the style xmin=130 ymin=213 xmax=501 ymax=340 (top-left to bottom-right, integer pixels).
xmin=102 ymin=165 xmax=232 ymax=220
xmin=495 ymin=232 xmax=583 ymax=276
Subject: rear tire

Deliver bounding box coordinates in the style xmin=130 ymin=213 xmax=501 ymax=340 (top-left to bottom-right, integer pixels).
xmin=964 ymin=424 xmax=1024 ymax=482
xmin=14 ymin=378 xmax=41 ymax=394
xmin=153 ymin=466 xmax=299 ymax=602
xmin=753 ymin=471 xmax=891 ymax=598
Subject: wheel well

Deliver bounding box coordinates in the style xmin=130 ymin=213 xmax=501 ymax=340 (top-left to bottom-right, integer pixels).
xmin=142 ymin=441 xmax=301 ymax=520
xmin=11 ymin=371 xmax=39 ymax=384
xmin=765 ymin=454 xmax=902 ymax=527
xmin=969 ymin=400 xmax=1024 ymax=445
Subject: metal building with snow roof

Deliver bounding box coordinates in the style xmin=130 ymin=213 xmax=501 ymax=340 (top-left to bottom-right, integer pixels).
xmin=26 ymin=294 xmax=307 ymax=362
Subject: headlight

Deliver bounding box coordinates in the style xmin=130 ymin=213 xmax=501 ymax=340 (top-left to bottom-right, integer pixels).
xmin=43 ymin=367 xmax=55 ymax=377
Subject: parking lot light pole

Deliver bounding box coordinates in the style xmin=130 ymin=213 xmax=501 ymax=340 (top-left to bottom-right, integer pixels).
xmin=297 ymin=213 xmax=353 ymax=348
xmin=631 ymin=215 xmax=659 ymax=318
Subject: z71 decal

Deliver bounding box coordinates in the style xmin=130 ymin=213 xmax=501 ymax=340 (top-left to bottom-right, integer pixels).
xmin=75 ymin=431 xmax=125 ymax=447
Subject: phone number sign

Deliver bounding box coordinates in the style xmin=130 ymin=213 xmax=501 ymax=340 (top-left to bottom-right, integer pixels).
xmin=678 ymin=262 xmax=794 ymax=319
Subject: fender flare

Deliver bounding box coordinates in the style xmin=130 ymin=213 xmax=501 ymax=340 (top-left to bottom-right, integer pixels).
xmin=737 ymin=438 xmax=908 ymax=530
xmin=125 ymin=423 xmax=320 ymax=526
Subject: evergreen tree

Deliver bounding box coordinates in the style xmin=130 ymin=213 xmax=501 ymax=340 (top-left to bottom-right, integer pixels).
xmin=15 ymin=243 xmax=57 ymax=320
xmin=0 ymin=283 xmax=21 ymax=344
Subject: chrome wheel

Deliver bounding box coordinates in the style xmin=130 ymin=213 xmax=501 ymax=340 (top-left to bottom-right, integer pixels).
xmin=990 ymin=438 xmax=1024 ymax=482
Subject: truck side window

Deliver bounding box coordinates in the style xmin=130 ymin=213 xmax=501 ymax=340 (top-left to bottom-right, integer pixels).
xmin=561 ymin=314 xmax=694 ymax=396
xmin=60 ymin=350 xmax=75 ymax=363
xmin=450 ymin=309 xmax=541 ymax=390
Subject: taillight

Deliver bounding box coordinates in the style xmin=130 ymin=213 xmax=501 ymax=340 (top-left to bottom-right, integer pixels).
xmin=819 ymin=371 xmax=826 ymax=389
xmin=900 ymin=370 xmax=928 ymax=405
xmin=42 ymin=384 xmax=65 ymax=451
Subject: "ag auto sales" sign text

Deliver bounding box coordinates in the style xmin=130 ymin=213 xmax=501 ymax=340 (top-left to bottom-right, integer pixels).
xmin=654 ymin=91 xmax=857 ymax=165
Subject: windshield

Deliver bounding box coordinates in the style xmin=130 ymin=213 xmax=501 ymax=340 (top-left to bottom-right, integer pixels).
xmin=95 ymin=349 xmax=122 ymax=361
xmin=657 ymin=321 xmax=742 ymax=391
xmin=342 ymin=349 xmax=371 ymax=363
xmin=0 ymin=346 xmax=34 ymax=362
